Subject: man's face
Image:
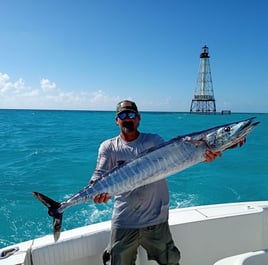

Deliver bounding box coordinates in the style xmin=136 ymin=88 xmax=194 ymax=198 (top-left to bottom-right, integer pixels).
xmin=116 ymin=111 xmax=140 ymax=133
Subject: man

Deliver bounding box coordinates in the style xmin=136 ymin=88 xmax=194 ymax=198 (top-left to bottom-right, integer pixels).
xmin=90 ymin=100 xmax=222 ymax=265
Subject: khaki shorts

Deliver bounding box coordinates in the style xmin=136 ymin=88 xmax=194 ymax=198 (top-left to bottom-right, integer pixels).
xmin=108 ymin=222 xmax=180 ymax=265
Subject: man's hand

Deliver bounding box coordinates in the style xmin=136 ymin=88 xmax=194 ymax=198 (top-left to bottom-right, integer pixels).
xmin=93 ymin=193 xmax=111 ymax=203
xmin=227 ymin=138 xmax=246 ymax=150
xmin=90 ymin=180 xmax=111 ymax=203
xmin=204 ymin=150 xmax=221 ymax=162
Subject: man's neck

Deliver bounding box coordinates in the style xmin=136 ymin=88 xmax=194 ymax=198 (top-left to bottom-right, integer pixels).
xmin=120 ymin=130 xmax=140 ymax=142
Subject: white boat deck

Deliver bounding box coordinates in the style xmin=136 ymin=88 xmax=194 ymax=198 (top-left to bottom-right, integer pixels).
xmin=2 ymin=201 xmax=268 ymax=265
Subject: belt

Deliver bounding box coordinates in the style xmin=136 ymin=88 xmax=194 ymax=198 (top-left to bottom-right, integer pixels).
xmin=143 ymin=224 xmax=161 ymax=231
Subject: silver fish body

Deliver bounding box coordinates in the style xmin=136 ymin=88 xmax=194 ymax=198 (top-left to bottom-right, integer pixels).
xmin=33 ymin=117 xmax=259 ymax=241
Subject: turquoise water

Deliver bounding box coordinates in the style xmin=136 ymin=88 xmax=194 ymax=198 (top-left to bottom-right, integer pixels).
xmin=0 ymin=110 xmax=267 ymax=248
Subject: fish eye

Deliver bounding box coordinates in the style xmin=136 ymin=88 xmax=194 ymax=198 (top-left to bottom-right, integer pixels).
xmin=224 ymin=126 xmax=231 ymax=132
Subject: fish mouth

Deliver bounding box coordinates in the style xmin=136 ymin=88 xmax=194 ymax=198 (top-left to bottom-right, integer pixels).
xmin=239 ymin=117 xmax=260 ymax=132
xmin=234 ymin=117 xmax=260 ymax=143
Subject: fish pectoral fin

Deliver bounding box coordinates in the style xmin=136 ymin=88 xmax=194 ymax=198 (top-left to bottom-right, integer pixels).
xmin=183 ymin=137 xmax=205 ymax=147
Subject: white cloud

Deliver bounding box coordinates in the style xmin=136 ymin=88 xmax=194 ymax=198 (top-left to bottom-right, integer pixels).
xmin=0 ymin=72 xmax=119 ymax=110
xmin=0 ymin=73 xmax=25 ymax=93
xmin=40 ymin=78 xmax=57 ymax=93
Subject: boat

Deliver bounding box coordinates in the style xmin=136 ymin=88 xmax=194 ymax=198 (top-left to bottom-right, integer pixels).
xmin=1 ymin=201 xmax=268 ymax=265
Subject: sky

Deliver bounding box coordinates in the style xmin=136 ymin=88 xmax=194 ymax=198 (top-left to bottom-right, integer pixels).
xmin=0 ymin=0 xmax=267 ymax=113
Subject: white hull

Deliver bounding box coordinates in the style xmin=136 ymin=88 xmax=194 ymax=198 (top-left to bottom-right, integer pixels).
xmin=2 ymin=201 xmax=268 ymax=265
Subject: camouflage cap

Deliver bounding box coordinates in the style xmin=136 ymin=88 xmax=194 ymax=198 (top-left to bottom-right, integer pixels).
xmin=116 ymin=100 xmax=138 ymax=114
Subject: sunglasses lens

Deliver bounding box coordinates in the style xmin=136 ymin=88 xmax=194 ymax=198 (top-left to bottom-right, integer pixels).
xmin=118 ymin=112 xmax=127 ymax=120
xmin=128 ymin=112 xmax=136 ymax=119
xmin=118 ymin=112 xmax=137 ymax=120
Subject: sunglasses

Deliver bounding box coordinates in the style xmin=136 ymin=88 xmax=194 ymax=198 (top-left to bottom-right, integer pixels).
xmin=117 ymin=112 xmax=137 ymax=120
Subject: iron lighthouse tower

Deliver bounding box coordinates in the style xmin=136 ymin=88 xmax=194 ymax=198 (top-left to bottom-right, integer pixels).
xmin=190 ymin=45 xmax=216 ymax=114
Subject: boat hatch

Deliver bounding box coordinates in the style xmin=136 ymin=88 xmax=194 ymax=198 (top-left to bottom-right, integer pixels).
xmin=0 ymin=247 xmax=19 ymax=259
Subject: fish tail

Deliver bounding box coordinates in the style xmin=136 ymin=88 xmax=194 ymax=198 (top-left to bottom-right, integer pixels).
xmin=32 ymin=191 xmax=63 ymax=242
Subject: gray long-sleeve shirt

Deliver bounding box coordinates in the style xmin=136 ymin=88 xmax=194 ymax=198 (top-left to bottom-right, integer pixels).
xmin=91 ymin=132 xmax=169 ymax=229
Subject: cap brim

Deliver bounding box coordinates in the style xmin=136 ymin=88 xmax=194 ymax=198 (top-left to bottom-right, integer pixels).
xmin=117 ymin=108 xmax=138 ymax=114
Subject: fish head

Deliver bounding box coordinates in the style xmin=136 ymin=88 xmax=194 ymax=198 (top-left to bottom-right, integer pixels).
xmin=204 ymin=117 xmax=259 ymax=151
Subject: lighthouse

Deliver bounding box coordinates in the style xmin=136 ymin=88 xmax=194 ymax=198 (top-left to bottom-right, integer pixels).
xmin=190 ymin=45 xmax=216 ymax=114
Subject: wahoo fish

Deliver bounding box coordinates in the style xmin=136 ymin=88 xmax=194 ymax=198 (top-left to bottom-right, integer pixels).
xmin=33 ymin=117 xmax=259 ymax=241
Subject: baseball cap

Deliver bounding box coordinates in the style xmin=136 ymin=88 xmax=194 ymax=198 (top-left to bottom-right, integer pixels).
xmin=116 ymin=100 xmax=139 ymax=114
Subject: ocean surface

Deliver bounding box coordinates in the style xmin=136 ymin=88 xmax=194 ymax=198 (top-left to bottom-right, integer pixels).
xmin=0 ymin=110 xmax=267 ymax=248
